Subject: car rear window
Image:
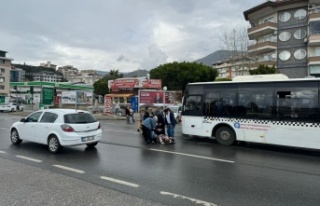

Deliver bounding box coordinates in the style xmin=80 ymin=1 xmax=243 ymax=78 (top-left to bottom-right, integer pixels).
xmin=64 ymin=113 xmax=97 ymax=124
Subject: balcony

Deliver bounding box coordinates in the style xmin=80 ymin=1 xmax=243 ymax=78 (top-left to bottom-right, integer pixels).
xmin=248 ymin=22 xmax=277 ymax=40
xmin=308 ymin=34 xmax=320 ymax=46
xmin=248 ymin=41 xmax=277 ymax=55
xmin=249 ymin=60 xmax=276 ymax=68
xmin=308 ymin=56 xmax=320 ymax=65
xmin=309 ymin=12 xmax=320 ymax=23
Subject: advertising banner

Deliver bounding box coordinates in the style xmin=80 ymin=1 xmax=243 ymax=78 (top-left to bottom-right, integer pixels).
xmin=109 ymin=79 xmax=139 ymax=91
xmin=141 ymin=79 xmax=162 ymax=89
xmin=104 ymin=95 xmax=112 ymax=114
xmin=139 ymin=90 xmax=183 ymax=105
xmin=61 ymin=91 xmax=93 ymax=104
xmin=76 ymin=91 xmax=93 ymax=105
xmin=140 ymin=91 xmax=164 ymax=104
xmin=61 ymin=91 xmax=76 ymax=104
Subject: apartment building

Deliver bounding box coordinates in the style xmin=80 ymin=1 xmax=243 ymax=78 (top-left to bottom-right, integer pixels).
xmin=244 ymin=0 xmax=320 ymax=78
xmin=213 ymin=56 xmax=254 ymax=79
xmin=33 ymin=72 xmax=63 ymax=82
xmin=0 ymin=50 xmax=13 ymax=96
xmin=40 ymin=61 xmax=57 ymax=70
xmin=57 ymin=65 xmax=79 ymax=80
xmin=80 ymin=70 xmax=102 ymax=85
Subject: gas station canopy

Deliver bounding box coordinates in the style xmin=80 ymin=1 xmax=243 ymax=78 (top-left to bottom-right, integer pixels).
xmin=10 ymin=81 xmax=93 ymax=90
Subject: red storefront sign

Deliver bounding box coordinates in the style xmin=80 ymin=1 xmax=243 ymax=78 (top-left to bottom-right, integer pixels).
xmin=110 ymin=79 xmax=139 ymax=90
xmin=104 ymin=95 xmax=112 ymax=114
xmin=141 ymin=79 xmax=162 ymax=89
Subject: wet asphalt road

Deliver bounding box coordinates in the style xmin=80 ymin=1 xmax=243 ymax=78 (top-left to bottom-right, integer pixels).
xmin=1 ymin=113 xmax=320 ymax=206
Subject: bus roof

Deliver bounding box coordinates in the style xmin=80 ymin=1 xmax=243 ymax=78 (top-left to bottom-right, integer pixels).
xmin=188 ymin=75 xmax=319 ymax=85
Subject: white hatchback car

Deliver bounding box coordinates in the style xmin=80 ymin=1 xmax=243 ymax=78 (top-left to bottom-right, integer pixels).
xmin=10 ymin=109 xmax=102 ymax=153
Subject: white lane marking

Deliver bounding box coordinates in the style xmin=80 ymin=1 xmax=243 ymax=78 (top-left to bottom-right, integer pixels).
xmin=0 ymin=150 xmax=6 ymax=154
xmin=149 ymin=149 xmax=234 ymax=164
xmin=0 ymin=128 xmax=8 ymax=130
xmin=16 ymin=155 xmax=42 ymax=163
xmin=100 ymin=176 xmax=139 ymax=188
xmin=160 ymin=191 xmax=217 ymax=206
xmin=52 ymin=165 xmax=85 ymax=174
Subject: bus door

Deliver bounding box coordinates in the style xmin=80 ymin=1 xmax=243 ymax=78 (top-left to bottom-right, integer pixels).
xmin=182 ymin=95 xmax=204 ymax=136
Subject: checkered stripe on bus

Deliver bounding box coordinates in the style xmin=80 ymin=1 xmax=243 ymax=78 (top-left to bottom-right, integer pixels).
xmin=203 ymin=116 xmax=320 ymax=127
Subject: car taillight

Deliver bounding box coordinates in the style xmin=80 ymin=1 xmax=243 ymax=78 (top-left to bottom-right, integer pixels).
xmin=97 ymin=122 xmax=101 ymax=129
xmin=61 ymin=124 xmax=74 ymax=132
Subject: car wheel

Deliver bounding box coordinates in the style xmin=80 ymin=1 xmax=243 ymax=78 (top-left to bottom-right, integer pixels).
xmin=21 ymin=108 xmax=24 ymax=111
xmin=11 ymin=129 xmax=22 ymax=145
xmin=11 ymin=108 xmax=14 ymax=112
xmin=48 ymin=135 xmax=62 ymax=153
xmin=86 ymin=142 xmax=98 ymax=148
xmin=215 ymin=126 xmax=236 ymax=146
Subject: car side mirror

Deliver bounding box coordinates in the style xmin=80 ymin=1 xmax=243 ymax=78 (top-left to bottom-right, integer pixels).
xmin=20 ymin=118 xmax=26 ymax=123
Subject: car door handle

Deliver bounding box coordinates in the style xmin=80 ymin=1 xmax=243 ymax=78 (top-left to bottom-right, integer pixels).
xmin=191 ymin=125 xmax=195 ymax=127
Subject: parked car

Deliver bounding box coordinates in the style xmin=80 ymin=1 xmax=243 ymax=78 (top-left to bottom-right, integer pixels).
xmin=10 ymin=109 xmax=102 ymax=153
xmin=0 ymin=102 xmax=17 ymax=112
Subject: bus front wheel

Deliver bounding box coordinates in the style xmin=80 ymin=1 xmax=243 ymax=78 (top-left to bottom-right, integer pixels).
xmin=215 ymin=126 xmax=236 ymax=146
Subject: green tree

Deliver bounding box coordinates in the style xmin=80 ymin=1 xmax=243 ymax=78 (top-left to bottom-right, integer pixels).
xmin=108 ymin=69 xmax=123 ymax=78
xmin=249 ymin=64 xmax=276 ymax=75
xmin=93 ymin=77 xmax=109 ymax=96
xmin=93 ymin=69 xmax=123 ymax=96
xmin=150 ymin=61 xmax=218 ymax=91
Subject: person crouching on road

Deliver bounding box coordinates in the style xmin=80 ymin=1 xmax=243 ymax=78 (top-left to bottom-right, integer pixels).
xmin=164 ymin=108 xmax=176 ymax=142
xmin=141 ymin=115 xmax=158 ymax=144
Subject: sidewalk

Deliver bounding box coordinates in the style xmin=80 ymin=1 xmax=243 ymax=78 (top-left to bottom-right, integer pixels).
xmin=7 ymin=109 xmax=140 ymax=121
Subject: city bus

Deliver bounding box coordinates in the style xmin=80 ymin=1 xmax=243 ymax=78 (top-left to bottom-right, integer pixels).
xmin=181 ymin=74 xmax=320 ymax=149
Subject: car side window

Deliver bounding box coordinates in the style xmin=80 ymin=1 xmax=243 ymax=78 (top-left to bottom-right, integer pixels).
xmin=40 ymin=112 xmax=58 ymax=123
xmin=26 ymin=112 xmax=43 ymax=122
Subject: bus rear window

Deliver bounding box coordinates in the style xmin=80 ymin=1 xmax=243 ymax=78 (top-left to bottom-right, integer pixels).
xmin=64 ymin=113 xmax=97 ymax=124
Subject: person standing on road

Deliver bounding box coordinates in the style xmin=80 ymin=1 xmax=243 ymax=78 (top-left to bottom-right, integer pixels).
xmin=129 ymin=106 xmax=135 ymax=123
xmin=164 ymin=108 xmax=176 ymax=142
xmin=125 ymin=106 xmax=131 ymax=124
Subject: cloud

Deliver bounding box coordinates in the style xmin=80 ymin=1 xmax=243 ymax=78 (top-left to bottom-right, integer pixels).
xmin=0 ymin=0 xmax=262 ymax=72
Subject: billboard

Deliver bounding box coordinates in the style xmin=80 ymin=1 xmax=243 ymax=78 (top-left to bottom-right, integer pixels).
xmin=140 ymin=91 xmax=164 ymax=104
xmin=61 ymin=91 xmax=93 ymax=105
xmin=139 ymin=90 xmax=183 ymax=105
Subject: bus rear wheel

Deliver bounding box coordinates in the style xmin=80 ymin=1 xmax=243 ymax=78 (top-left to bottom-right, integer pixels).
xmin=215 ymin=126 xmax=236 ymax=146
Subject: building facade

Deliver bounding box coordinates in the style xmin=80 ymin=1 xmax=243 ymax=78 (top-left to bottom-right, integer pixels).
xmin=0 ymin=50 xmax=13 ymax=96
xmin=40 ymin=61 xmax=57 ymax=70
xmin=57 ymin=65 xmax=79 ymax=80
xmin=33 ymin=72 xmax=63 ymax=82
xmin=10 ymin=68 xmax=25 ymax=82
xmin=244 ymin=0 xmax=320 ymax=78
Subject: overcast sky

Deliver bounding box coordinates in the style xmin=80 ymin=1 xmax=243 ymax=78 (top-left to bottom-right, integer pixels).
xmin=0 ymin=0 xmax=262 ymax=72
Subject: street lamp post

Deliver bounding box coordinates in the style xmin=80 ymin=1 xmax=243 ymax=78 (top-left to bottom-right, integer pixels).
xmin=40 ymin=69 xmax=43 ymax=109
xmin=163 ymin=86 xmax=167 ymax=109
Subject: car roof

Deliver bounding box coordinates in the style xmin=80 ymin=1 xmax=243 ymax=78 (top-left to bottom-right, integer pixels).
xmin=38 ymin=109 xmax=88 ymax=115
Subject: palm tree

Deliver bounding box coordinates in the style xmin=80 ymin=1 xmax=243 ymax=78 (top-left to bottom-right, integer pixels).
xmin=109 ymin=69 xmax=123 ymax=78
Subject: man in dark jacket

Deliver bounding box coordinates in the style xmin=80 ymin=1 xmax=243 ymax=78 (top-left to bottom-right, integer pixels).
xmin=164 ymin=108 xmax=176 ymax=142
